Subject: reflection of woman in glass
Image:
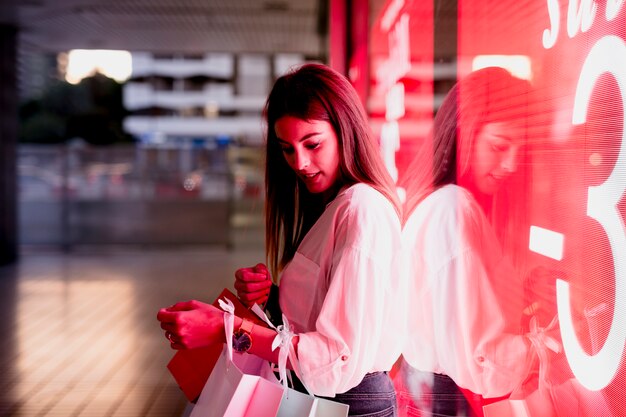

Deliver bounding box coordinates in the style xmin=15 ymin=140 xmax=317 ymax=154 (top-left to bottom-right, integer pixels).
xmin=158 ymin=64 xmax=404 ymax=416
xmin=397 ymin=67 xmax=534 ymax=416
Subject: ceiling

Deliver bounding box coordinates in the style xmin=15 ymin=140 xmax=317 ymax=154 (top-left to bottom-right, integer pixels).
xmin=0 ymin=0 xmax=326 ymax=56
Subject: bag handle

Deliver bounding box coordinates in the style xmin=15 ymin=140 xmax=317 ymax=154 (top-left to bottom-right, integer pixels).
xmin=218 ymin=298 xmax=236 ymax=363
xmin=524 ymin=315 xmax=561 ymax=391
xmin=250 ymin=304 xmax=313 ymax=394
xmin=217 ymin=297 xmax=312 ymax=394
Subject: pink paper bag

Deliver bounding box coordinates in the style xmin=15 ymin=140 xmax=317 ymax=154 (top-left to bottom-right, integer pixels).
xmin=483 ymin=381 xmax=557 ymax=417
xmin=190 ymin=345 xmax=284 ymax=417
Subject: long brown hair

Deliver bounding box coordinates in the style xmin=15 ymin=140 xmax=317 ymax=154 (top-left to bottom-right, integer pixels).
xmin=264 ymin=63 xmax=400 ymax=279
xmin=400 ymin=66 xmax=532 ymax=224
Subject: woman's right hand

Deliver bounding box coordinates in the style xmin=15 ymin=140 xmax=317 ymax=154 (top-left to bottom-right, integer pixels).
xmin=157 ymin=300 xmax=225 ymax=350
xmin=234 ymin=263 xmax=272 ymax=308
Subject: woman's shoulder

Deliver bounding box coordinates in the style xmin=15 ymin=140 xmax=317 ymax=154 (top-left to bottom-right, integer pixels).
xmin=330 ymin=183 xmax=401 ymax=253
xmin=341 ymin=182 xmax=382 ymax=199
xmin=405 ymin=184 xmax=485 ymax=231
xmin=403 ymin=185 xmax=492 ymax=258
xmin=338 ymin=183 xmax=398 ymax=216
xmin=326 ymin=183 xmax=401 ymax=235
xmin=420 ymin=184 xmax=481 ymax=213
xmin=429 ymin=183 xmax=474 ymax=202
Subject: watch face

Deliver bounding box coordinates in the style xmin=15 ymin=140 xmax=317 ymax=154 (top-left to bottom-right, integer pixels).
xmin=232 ymin=330 xmax=252 ymax=352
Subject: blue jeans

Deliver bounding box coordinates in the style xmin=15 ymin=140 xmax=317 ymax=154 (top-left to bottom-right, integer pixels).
xmin=431 ymin=373 xmax=475 ymax=416
xmin=394 ymin=363 xmax=480 ymax=417
xmin=322 ymin=371 xmax=398 ymax=417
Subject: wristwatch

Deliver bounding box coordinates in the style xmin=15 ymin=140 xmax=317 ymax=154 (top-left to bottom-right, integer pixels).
xmin=232 ymin=318 xmax=254 ymax=353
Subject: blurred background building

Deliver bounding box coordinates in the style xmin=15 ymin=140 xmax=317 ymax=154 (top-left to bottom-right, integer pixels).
xmin=1 ymin=1 xmax=329 ymax=253
xmin=0 ymin=0 xmax=625 ymax=416
xmin=0 ymin=1 xmax=331 ymax=416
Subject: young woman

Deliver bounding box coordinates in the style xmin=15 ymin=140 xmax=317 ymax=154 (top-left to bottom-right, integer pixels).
xmin=397 ymin=67 xmax=535 ymax=416
xmin=158 ymin=63 xmax=404 ymax=416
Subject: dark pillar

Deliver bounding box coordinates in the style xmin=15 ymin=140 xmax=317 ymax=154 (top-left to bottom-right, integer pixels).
xmin=434 ymin=0 xmax=458 ymax=108
xmin=347 ymin=0 xmax=369 ymax=108
xmin=0 ymin=25 xmax=18 ymax=265
xmin=328 ymin=0 xmax=347 ymax=74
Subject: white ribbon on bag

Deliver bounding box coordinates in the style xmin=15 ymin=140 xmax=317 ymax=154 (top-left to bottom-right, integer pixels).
xmin=216 ymin=298 xmax=311 ymax=393
xmin=218 ymin=298 xmax=235 ymax=362
xmin=525 ymin=315 xmax=561 ymax=390
xmin=484 ymin=316 xmax=564 ymax=417
xmin=250 ymin=304 xmax=312 ymax=395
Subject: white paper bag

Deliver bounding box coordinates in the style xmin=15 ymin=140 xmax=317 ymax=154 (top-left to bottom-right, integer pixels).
xmin=190 ymin=345 xmax=284 ymax=417
xmin=276 ymin=385 xmax=349 ymax=417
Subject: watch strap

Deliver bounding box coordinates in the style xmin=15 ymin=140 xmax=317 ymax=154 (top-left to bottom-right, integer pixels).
xmin=239 ymin=318 xmax=254 ymax=334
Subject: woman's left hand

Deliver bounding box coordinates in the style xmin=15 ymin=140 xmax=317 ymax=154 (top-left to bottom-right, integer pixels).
xmin=157 ymin=300 xmax=225 ymax=349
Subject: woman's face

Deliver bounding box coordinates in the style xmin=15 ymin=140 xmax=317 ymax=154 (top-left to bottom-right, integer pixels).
xmin=465 ymin=121 xmax=524 ymax=195
xmin=274 ymin=115 xmax=341 ymax=196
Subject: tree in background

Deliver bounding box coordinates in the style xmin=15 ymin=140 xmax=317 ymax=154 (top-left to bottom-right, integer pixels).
xmin=19 ymin=72 xmax=134 ymax=145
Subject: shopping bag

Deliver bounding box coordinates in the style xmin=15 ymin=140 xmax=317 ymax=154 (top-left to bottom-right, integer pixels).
xmin=483 ymin=313 xmax=614 ymax=417
xmin=551 ymin=377 xmax=613 ymax=417
xmin=232 ymin=300 xmax=349 ymax=417
xmin=482 ymin=380 xmax=557 ymax=417
xmin=167 ymin=342 xmax=223 ymax=403
xmin=246 ymin=303 xmax=349 ymax=417
xmin=483 ymin=316 xmax=560 ymax=417
xmin=310 ymin=395 xmax=350 ymax=416
xmin=276 ymin=386 xmax=349 ymax=417
xmin=190 ymin=297 xmax=349 ymax=417
xmin=167 ymin=288 xmax=270 ymax=402
xmin=190 ymin=345 xmax=284 ymax=417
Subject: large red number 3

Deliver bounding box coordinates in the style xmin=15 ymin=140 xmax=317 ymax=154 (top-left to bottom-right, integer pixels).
xmin=558 ymin=35 xmax=626 ymax=391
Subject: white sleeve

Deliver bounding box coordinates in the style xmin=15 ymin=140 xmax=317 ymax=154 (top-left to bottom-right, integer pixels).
xmin=296 ymin=193 xmax=402 ymax=396
xmin=432 ymin=248 xmax=530 ymax=398
xmin=402 ymin=187 xmax=530 ymax=398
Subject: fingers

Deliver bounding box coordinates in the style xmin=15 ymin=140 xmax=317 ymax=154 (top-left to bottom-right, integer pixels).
xmin=234 ymin=264 xmax=271 ymax=307
xmin=157 ymin=308 xmax=177 ymax=323
xmin=250 ymin=294 xmax=269 ymax=307
xmin=235 ymin=268 xmax=269 ymax=283
xmin=156 ymin=300 xmax=204 ymax=324
xmin=254 ymin=263 xmax=269 ymax=275
xmin=166 ymin=300 xmax=203 ymax=312
xmin=164 ymin=331 xmax=185 ymax=350
xmin=234 ymin=278 xmax=271 ymax=294
xmin=235 ymin=277 xmax=271 ymax=302
xmin=158 ymin=300 xmax=222 ymax=350
xmin=160 ymin=322 xmax=176 ymax=332
xmin=238 ymin=288 xmax=270 ymax=305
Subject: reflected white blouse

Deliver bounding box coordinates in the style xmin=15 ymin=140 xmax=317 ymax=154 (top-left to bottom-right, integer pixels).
xmin=401 ymin=184 xmax=529 ymax=398
xmin=278 ymin=183 xmax=404 ymax=396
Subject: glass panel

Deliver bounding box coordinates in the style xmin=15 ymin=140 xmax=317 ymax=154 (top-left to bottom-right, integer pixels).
xmin=358 ymin=1 xmax=625 ymax=415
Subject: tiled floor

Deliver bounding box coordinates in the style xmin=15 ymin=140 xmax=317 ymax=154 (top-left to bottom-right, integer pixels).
xmin=0 ymin=228 xmax=265 ymax=417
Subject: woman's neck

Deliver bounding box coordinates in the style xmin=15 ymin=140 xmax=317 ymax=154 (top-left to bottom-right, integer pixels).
xmin=319 ymin=180 xmax=346 ymax=206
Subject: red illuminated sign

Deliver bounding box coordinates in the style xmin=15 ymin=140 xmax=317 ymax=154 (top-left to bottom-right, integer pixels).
xmin=358 ymin=0 xmax=625 ymax=414
xmin=369 ymin=0 xmax=434 ymax=185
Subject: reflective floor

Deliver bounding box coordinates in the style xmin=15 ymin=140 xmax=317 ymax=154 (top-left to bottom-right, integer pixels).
xmin=0 ymin=227 xmax=265 ymax=417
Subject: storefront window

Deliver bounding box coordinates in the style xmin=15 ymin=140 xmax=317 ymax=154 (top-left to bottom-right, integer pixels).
xmin=359 ymin=0 xmax=625 ymax=415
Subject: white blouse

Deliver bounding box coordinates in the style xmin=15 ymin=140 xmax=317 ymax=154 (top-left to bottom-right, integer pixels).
xmin=401 ymin=184 xmax=529 ymax=398
xmin=278 ymin=183 xmax=404 ymax=396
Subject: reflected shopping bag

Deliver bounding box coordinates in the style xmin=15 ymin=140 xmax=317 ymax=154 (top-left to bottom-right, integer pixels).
xmin=482 ymin=377 xmax=613 ymax=417
xmin=552 ymin=377 xmax=613 ymax=417
xmin=482 ymin=378 xmax=557 ymax=417
xmin=483 ymin=314 xmax=614 ymax=417
xmin=483 ymin=316 xmax=561 ymax=417
xmin=190 ymin=345 xmax=284 ymax=417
